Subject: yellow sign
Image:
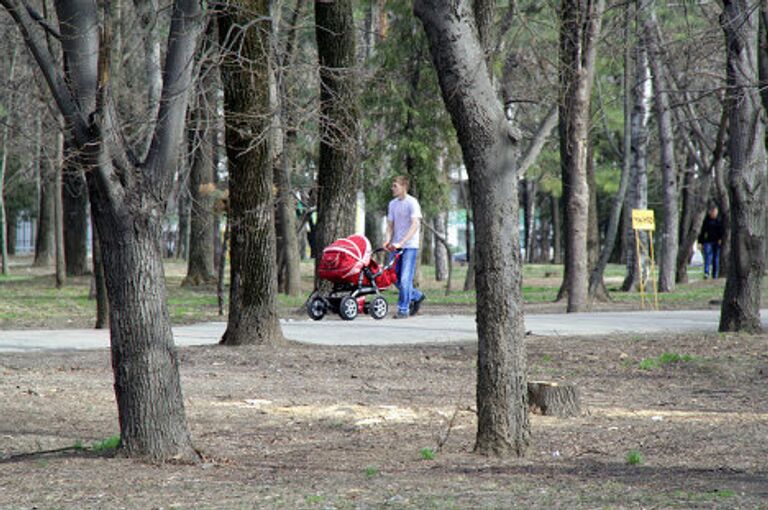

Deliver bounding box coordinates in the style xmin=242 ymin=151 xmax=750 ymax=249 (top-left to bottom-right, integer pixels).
xmin=631 ymin=209 xmax=655 ymax=231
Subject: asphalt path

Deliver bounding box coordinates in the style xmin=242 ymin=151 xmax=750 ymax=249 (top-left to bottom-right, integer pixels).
xmin=1 ymin=309 xmax=765 ymax=352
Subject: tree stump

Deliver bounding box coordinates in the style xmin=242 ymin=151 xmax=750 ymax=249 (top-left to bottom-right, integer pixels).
xmin=527 ymin=381 xmax=581 ymax=417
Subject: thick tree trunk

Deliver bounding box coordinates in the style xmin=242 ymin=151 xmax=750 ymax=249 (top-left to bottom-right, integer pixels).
xmin=0 ymin=0 xmax=206 ymax=460
xmin=313 ymin=0 xmax=360 ymax=285
xmin=643 ymin=5 xmax=678 ymax=292
xmin=558 ymin=0 xmax=604 ymax=312
xmin=90 ymin=197 xmax=195 ymax=459
xmin=415 ymin=0 xmax=529 ymax=457
xmin=219 ymin=0 xmax=284 ymax=345
xmin=719 ymin=1 xmax=766 ymax=333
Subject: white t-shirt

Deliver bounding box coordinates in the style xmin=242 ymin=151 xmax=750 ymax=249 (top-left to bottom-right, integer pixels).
xmin=388 ymin=194 xmax=422 ymax=249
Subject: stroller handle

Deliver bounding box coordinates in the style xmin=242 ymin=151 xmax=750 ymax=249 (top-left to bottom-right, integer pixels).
xmin=366 ymin=247 xmax=401 ymax=280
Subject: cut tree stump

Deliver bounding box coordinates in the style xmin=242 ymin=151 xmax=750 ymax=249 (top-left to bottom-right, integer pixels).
xmin=527 ymin=381 xmax=581 ymax=417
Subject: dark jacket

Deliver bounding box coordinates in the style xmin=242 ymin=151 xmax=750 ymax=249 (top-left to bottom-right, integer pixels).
xmin=698 ymin=215 xmax=724 ymax=244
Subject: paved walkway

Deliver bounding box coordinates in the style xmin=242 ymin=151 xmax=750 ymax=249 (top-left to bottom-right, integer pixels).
xmin=0 ymin=309 xmax=765 ymax=352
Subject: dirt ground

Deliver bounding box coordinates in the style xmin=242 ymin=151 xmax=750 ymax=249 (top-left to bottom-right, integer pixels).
xmin=2 ymin=313 xmax=767 ymax=510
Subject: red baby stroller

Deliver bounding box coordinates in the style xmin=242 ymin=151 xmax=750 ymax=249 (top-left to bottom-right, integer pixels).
xmin=306 ymin=234 xmax=400 ymax=321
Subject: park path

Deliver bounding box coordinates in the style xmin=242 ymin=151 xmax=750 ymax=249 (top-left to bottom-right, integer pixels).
xmin=0 ymin=309 xmax=764 ymax=352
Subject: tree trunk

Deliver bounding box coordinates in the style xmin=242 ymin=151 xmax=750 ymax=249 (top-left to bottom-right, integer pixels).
xmin=589 ymin=2 xmax=633 ymax=297
xmin=558 ymin=0 xmax=604 ymax=312
xmin=183 ymin=40 xmax=217 ymax=286
xmin=62 ymin=160 xmax=90 ymax=276
xmin=274 ymin=130 xmax=301 ymax=296
xmin=643 ymin=4 xmax=678 ymax=293
xmin=91 ymin=196 xmax=195 ymax=459
xmin=34 ymin=112 xmax=55 ymax=267
xmin=54 ymin=129 xmax=66 ymax=289
xmin=415 ymin=0 xmax=530 ymax=457
xmin=313 ymin=0 xmax=360 ymax=285
xmin=676 ymin=162 xmax=710 ymax=283
xmin=622 ymin=26 xmax=651 ymax=292
xmin=586 ymin=143 xmax=607 ymax=300
xmin=522 ymin=178 xmax=536 ymax=263
xmin=551 ymin=192 xmax=562 ymax=264
xmin=2 ymin=0 xmax=206 ymax=460
xmin=433 ymin=213 xmax=448 ymax=281
xmin=719 ymin=0 xmax=766 ymax=333
xmin=219 ymin=0 xmax=284 ymax=346
xmin=91 ymin=216 xmax=109 ymax=329
xmin=274 ymin=0 xmax=305 ymax=297
xmin=713 ymin=150 xmax=732 ymax=278
xmin=0 ymin=46 xmax=17 ymax=275
xmin=176 ymin=173 xmax=190 ymax=260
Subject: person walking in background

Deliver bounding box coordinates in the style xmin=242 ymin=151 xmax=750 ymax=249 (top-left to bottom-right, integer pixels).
xmin=698 ymin=205 xmax=724 ymax=279
xmin=384 ymin=175 xmax=426 ymax=318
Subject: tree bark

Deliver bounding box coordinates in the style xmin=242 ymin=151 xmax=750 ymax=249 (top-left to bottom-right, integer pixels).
xmin=2 ymin=0 xmax=206 ymax=460
xmin=62 ymin=158 xmax=90 ymax=276
xmin=643 ymin=5 xmax=679 ymax=293
xmin=0 ymin=45 xmax=17 ymax=275
xmin=91 ymin=217 xmax=108 ymax=329
xmin=719 ymin=0 xmax=766 ymax=333
xmin=313 ymin=0 xmax=360 ymax=286
xmin=34 ymin=111 xmax=55 ymax=267
xmin=176 ymin=173 xmax=190 ymax=259
xmin=433 ymin=213 xmax=448 ymax=281
xmin=218 ymin=0 xmax=284 ymax=346
xmin=622 ymin=21 xmax=651 ymax=292
xmin=589 ymin=2 xmax=632 ymax=297
xmin=274 ymin=0 xmax=305 ymax=296
xmin=415 ymin=0 xmax=530 ymax=457
xmin=183 ymin=34 xmax=217 ymax=286
xmin=558 ymin=0 xmax=604 ymax=312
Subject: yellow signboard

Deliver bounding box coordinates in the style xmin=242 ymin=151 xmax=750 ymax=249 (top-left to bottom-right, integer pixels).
xmin=631 ymin=209 xmax=655 ymax=231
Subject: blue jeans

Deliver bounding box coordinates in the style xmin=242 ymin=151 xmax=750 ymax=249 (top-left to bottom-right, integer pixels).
xmin=703 ymin=242 xmax=720 ymax=278
xmin=394 ymin=248 xmax=423 ymax=314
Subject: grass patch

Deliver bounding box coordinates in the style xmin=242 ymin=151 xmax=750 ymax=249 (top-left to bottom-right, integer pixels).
xmin=91 ymin=435 xmax=121 ymax=452
xmin=420 ymin=447 xmax=436 ymax=460
xmin=638 ymin=352 xmax=695 ymax=370
xmin=626 ymin=450 xmax=643 ymax=465
xmin=363 ymin=466 xmax=379 ymax=478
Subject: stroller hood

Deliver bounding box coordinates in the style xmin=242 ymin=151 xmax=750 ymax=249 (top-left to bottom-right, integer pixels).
xmin=318 ymin=234 xmax=372 ymax=283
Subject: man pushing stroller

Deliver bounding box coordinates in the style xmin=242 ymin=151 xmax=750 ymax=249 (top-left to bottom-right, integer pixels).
xmin=384 ymin=175 xmax=426 ymax=319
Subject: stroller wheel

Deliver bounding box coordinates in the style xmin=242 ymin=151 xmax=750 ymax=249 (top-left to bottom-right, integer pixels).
xmin=307 ymin=296 xmax=326 ymax=321
xmin=338 ymin=296 xmax=358 ymax=321
xmin=369 ymin=296 xmax=388 ymax=320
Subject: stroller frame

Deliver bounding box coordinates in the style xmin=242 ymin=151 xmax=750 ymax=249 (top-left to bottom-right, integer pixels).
xmin=307 ymin=248 xmax=400 ymax=321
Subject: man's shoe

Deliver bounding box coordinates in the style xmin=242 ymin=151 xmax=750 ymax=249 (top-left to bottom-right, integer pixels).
xmin=410 ymin=295 xmax=426 ymax=316
xmin=394 ymin=311 xmax=409 ymax=319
